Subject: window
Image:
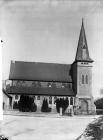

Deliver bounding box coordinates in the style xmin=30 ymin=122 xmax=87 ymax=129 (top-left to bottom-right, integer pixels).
xmin=33 ymin=96 xmax=35 ymax=99
xmin=86 ymin=75 xmax=88 ymax=84
xmin=51 ymin=83 xmax=56 ymax=88
xmin=82 ymin=75 xmax=84 ymax=84
xmin=61 ymin=83 xmax=65 ymax=88
xmin=37 ymin=96 xmax=40 ymax=100
xmin=62 ymin=85 xmax=64 ymax=88
xmin=15 ymin=95 xmax=18 ymax=100
xmin=32 ymin=82 xmax=36 ymax=87
xmin=54 ymin=96 xmax=57 ymax=104
xmin=49 ymin=85 xmax=51 ymax=88
xmin=49 ymin=96 xmax=52 ymax=104
xmin=47 ymin=83 xmax=51 ymax=88
xmin=37 ymin=82 xmax=41 ymax=87
xmin=70 ymin=97 xmax=73 ymax=105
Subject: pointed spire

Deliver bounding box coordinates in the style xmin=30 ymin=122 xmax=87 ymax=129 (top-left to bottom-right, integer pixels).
xmin=75 ymin=19 xmax=93 ymax=62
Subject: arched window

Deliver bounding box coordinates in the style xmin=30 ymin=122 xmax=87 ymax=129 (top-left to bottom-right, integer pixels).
xmin=82 ymin=75 xmax=84 ymax=84
xmin=54 ymin=96 xmax=57 ymax=104
xmin=37 ymin=96 xmax=40 ymax=100
xmin=86 ymin=75 xmax=88 ymax=84
xmin=51 ymin=82 xmax=56 ymax=88
xmin=15 ymin=95 xmax=18 ymax=100
xmin=37 ymin=82 xmax=41 ymax=87
xmin=61 ymin=83 xmax=65 ymax=88
xmin=70 ymin=97 xmax=73 ymax=105
xmin=47 ymin=82 xmax=51 ymax=88
xmin=32 ymin=82 xmax=36 ymax=87
xmin=49 ymin=96 xmax=52 ymax=104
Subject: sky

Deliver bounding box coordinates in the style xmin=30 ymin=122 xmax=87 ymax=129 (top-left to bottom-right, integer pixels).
xmin=0 ymin=0 xmax=103 ymax=99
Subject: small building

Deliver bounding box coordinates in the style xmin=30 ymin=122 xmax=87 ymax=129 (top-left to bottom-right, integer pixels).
xmin=3 ymin=89 xmax=12 ymax=110
xmin=6 ymin=20 xmax=96 ymax=115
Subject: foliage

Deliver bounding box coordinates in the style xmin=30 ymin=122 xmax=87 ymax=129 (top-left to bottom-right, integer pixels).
xmin=76 ymin=116 xmax=103 ymax=140
xmin=0 ymin=135 xmax=8 ymax=140
xmin=84 ymin=117 xmax=103 ymax=140
xmin=95 ymin=98 xmax=103 ymax=109
xmin=56 ymin=97 xmax=69 ymax=113
xmin=95 ymin=98 xmax=103 ymax=114
xmin=18 ymin=95 xmax=37 ymax=112
xmin=13 ymin=101 xmax=18 ymax=109
xmin=41 ymin=99 xmax=51 ymax=112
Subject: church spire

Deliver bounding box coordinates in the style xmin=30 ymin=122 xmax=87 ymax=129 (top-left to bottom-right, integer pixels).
xmin=75 ymin=19 xmax=93 ymax=62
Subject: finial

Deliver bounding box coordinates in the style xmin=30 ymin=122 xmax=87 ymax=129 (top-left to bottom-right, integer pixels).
xmin=82 ymin=18 xmax=84 ymax=26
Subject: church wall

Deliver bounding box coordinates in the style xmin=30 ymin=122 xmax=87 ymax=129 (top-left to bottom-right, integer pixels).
xmin=72 ymin=62 xmax=96 ymax=115
xmin=3 ymin=92 xmax=10 ymax=110
xmin=77 ymin=62 xmax=92 ymax=98
xmin=71 ymin=63 xmax=77 ymax=95
xmin=9 ymin=94 xmax=75 ymax=113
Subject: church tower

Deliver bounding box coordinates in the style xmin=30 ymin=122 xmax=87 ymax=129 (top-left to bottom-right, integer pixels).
xmin=72 ymin=19 xmax=96 ymax=115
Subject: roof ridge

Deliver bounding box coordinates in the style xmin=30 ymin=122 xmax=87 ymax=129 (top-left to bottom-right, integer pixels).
xmin=11 ymin=60 xmax=71 ymax=66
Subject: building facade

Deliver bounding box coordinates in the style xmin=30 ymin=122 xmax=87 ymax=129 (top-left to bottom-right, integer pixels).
xmin=3 ymin=89 xmax=12 ymax=110
xmin=6 ymin=20 xmax=96 ymax=115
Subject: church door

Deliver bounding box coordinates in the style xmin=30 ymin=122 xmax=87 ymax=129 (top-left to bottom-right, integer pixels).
xmin=81 ymin=100 xmax=88 ymax=114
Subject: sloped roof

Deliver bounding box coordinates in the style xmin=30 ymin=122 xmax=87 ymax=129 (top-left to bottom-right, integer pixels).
xmin=7 ymin=86 xmax=74 ymax=96
xmin=9 ymin=61 xmax=72 ymax=82
xmin=3 ymin=89 xmax=12 ymax=98
xmin=75 ymin=19 xmax=93 ymax=62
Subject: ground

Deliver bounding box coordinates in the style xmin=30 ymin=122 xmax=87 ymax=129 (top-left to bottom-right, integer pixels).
xmin=0 ymin=113 xmax=99 ymax=140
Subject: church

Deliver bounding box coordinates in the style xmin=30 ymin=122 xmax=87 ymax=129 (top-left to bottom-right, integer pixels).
xmin=6 ymin=20 xmax=96 ymax=115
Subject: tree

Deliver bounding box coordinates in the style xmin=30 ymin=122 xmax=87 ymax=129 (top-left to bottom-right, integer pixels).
xmin=41 ymin=99 xmax=51 ymax=112
xmin=18 ymin=95 xmax=37 ymax=112
xmin=95 ymin=98 xmax=103 ymax=114
xmin=56 ymin=98 xmax=69 ymax=113
xmin=95 ymin=98 xmax=103 ymax=109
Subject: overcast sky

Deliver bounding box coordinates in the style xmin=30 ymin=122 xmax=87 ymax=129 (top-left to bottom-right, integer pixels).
xmin=1 ymin=0 xmax=103 ymax=99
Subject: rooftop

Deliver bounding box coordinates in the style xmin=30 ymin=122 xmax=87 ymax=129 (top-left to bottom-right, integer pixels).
xmin=9 ymin=61 xmax=72 ymax=82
